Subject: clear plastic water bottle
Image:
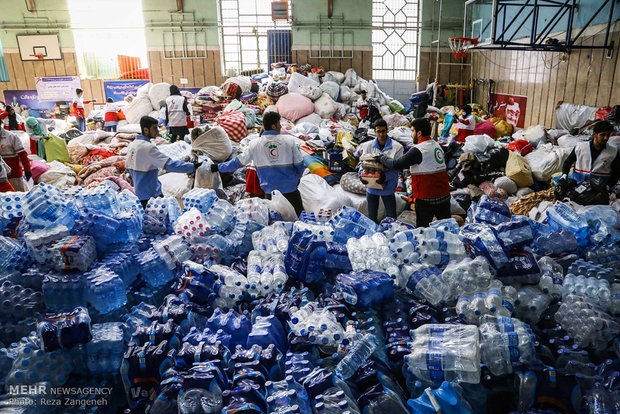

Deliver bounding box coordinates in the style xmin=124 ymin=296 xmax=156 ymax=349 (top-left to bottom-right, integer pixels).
xmin=178 ymin=388 xmax=223 ymax=413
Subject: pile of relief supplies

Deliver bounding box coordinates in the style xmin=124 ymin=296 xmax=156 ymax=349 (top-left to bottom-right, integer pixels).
xmin=0 ymin=161 xmax=618 ymax=413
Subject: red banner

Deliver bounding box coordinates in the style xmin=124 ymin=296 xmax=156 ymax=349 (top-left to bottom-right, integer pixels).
xmin=490 ymin=93 xmax=527 ymax=128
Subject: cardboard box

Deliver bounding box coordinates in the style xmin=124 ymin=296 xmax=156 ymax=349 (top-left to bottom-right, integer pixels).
xmin=361 ymin=171 xmax=384 ymax=190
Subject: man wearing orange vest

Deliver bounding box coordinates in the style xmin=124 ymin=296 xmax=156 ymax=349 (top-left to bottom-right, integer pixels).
xmin=379 ymin=118 xmax=451 ymax=228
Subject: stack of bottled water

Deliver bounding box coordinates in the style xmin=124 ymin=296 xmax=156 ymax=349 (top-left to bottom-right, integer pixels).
xmin=181 ymin=187 xmax=219 ymax=213
xmin=441 ymin=256 xmax=493 ymax=299
xmin=513 ymin=287 xmax=551 ymax=323
xmin=495 ymin=215 xmax=534 ymax=252
xmin=537 ymin=256 xmax=564 ymax=299
xmin=266 ymin=375 xmax=312 ymax=414
xmin=288 ymin=303 xmax=346 ymax=346
xmin=534 ymin=228 xmax=579 ymax=255
xmin=0 ymin=235 xmax=30 ymax=272
xmin=611 ymin=283 xmax=620 ymax=317
xmin=429 ymin=217 xmax=460 ymax=234
xmin=479 ymin=315 xmax=536 ymax=375
xmin=330 ymin=206 xmax=378 ymax=244
xmin=246 ymin=250 xmax=288 ymax=299
xmin=459 ymin=224 xmax=510 ymax=269
xmin=37 ymin=306 xmax=92 ymax=351
xmin=456 ymin=280 xmax=516 ymax=323
xmin=0 ymin=280 xmax=43 ymax=319
xmin=74 ymin=186 xmax=120 ymax=216
xmin=400 ymin=263 xmax=449 ymax=305
xmin=562 ymin=274 xmax=611 ymax=308
xmin=555 ymin=295 xmax=620 ymax=350
xmin=85 ymin=267 xmax=127 ymax=314
xmin=468 ymin=195 xmax=512 ymax=225
xmin=546 ymin=201 xmax=590 ymax=246
xmin=117 ymin=188 xmax=143 ymax=214
xmin=210 ymin=263 xmax=249 ymax=308
xmin=144 ymin=196 xmax=182 ymax=234
xmin=253 ymin=222 xmax=293 ymax=253
xmin=0 ymin=191 xmax=26 ymax=219
xmin=378 ymin=217 xmax=415 ymax=238
xmin=86 ymin=322 xmax=124 ymax=375
xmin=152 ymin=235 xmax=192 ymax=270
xmin=347 ymin=233 xmax=399 ymax=279
xmin=42 ymin=273 xmax=85 ymax=310
xmin=4 ymin=336 xmax=73 ymax=387
xmin=568 ymin=258 xmax=615 ymax=283
xmin=336 ymin=270 xmax=394 ymax=308
xmin=292 ymin=221 xmax=335 ymax=241
xmin=135 ymin=247 xmax=175 ymax=287
xmin=97 ymin=251 xmax=140 ymax=288
xmin=405 ymin=324 xmax=480 ymax=384
xmin=43 ymin=235 xmax=97 ymax=272
xmin=24 ymin=183 xmax=80 ymax=229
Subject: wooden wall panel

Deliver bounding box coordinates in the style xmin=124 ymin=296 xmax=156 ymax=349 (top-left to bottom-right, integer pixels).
xmin=471 ymin=28 xmax=620 ymax=128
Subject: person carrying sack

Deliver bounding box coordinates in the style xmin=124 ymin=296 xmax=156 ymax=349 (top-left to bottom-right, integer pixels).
xmin=379 ymin=118 xmax=451 ymax=228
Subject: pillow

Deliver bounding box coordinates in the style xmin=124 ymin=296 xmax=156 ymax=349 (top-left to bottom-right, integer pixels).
xmin=340 ymin=172 xmax=367 ymax=195
xmin=275 ymin=93 xmax=314 ymax=122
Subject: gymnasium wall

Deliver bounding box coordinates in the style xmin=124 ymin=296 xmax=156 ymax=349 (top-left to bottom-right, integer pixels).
xmin=469 ymin=23 xmax=620 ymax=128
xmin=290 ymin=0 xmax=373 ymax=79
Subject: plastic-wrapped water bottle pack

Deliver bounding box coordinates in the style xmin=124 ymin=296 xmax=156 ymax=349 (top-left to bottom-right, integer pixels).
xmin=1 ymin=184 xmax=620 ymax=413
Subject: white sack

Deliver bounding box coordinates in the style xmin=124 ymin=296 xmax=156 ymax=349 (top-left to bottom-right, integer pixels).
xmin=555 ymin=102 xmax=598 ymax=131
xmin=525 ymin=143 xmax=572 ymax=181
xmin=159 ymin=172 xmax=192 ymax=202
xmin=299 ymin=174 xmax=352 ymax=214
xmin=37 ymin=160 xmax=76 ymax=187
xmin=118 ymin=124 xmax=142 ymax=134
xmin=296 ymin=112 xmax=322 ymax=126
xmin=269 ymin=190 xmax=298 ymax=221
xmin=462 ymin=134 xmax=496 ymax=153
xmin=287 ymin=72 xmax=320 ymax=94
xmin=149 ymin=83 xmax=171 ymax=110
xmin=191 ymin=126 xmax=233 ymax=163
xmin=123 ymin=96 xmax=153 ymax=124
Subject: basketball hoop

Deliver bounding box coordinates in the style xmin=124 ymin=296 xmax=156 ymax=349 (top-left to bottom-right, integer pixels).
xmin=448 ymin=37 xmax=478 ymax=59
xmin=29 ymin=54 xmax=45 ymax=60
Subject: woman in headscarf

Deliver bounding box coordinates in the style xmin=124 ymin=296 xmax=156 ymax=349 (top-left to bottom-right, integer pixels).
xmin=0 ymin=106 xmax=25 ymax=131
xmin=165 ymin=85 xmax=190 ymax=143
xmin=25 ymin=117 xmax=55 ymax=156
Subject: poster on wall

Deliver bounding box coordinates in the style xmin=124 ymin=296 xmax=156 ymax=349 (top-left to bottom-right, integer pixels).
xmin=35 ymin=76 xmax=81 ymax=102
xmin=489 ymin=93 xmax=527 ymax=129
xmin=104 ymin=80 xmax=149 ymax=102
xmin=3 ymin=90 xmax=61 ymax=117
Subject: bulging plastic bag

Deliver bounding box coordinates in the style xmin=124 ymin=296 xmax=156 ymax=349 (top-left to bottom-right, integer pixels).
xmin=462 ymin=134 xmax=496 ymax=153
xmin=269 ymin=190 xmax=298 ymax=221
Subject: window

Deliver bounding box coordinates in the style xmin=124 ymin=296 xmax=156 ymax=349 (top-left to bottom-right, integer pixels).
xmin=218 ymin=0 xmax=291 ymax=77
xmin=372 ymin=0 xmax=420 ymax=81
xmin=68 ymin=0 xmax=148 ymax=80
xmin=0 ymin=38 xmax=8 ymax=82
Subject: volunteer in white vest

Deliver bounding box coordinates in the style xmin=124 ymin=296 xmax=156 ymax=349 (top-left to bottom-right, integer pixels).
xmin=562 ymin=120 xmax=620 ymax=190
xmin=379 ymin=118 xmax=451 ymax=228
xmin=165 ymin=85 xmax=190 ymax=143
xmin=355 ymin=119 xmax=404 ymax=223
xmin=72 ymin=88 xmax=95 ymax=132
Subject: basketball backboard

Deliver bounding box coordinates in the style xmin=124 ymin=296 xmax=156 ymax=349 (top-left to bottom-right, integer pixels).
xmin=17 ymin=34 xmax=62 ymax=61
xmin=464 ymin=0 xmax=494 ymax=45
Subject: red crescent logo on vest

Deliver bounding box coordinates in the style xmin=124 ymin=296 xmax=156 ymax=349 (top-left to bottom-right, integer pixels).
xmin=434 ymin=147 xmax=444 ymax=163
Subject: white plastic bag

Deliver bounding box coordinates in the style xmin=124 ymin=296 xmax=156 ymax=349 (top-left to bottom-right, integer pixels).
xmin=298 ymin=174 xmax=352 ymax=214
xmin=462 ymin=134 xmax=496 ymax=153
xmin=148 ymin=83 xmax=171 ymax=110
xmin=269 ymin=190 xmax=298 ymax=221
xmin=159 ymin=172 xmax=192 ymax=201
xmin=37 ymin=160 xmax=76 ymax=187
xmin=555 ymin=102 xmax=598 ymax=130
xmin=514 ymin=125 xmax=547 ymax=148
xmin=287 ymin=72 xmax=320 ymax=93
xmin=524 ymin=143 xmax=572 ymax=181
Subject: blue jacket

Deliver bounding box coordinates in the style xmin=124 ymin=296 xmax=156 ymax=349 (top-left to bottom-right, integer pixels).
xmin=218 ymin=130 xmax=305 ymax=194
xmin=125 ymin=135 xmax=194 ymax=201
